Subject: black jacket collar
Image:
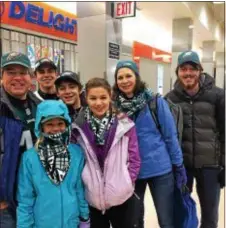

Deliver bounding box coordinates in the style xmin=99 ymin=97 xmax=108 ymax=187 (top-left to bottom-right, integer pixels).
xmin=0 ymin=87 xmax=41 ymax=119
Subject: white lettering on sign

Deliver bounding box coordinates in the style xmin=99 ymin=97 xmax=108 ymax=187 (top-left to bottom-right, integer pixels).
xmin=20 ymin=130 xmax=34 ymax=150
xmin=113 ymin=2 xmax=136 ymax=19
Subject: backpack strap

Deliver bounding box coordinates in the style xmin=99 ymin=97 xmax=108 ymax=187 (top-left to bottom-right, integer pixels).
xmin=164 ymin=97 xmax=183 ymax=145
xmin=149 ymin=93 xmax=161 ymax=132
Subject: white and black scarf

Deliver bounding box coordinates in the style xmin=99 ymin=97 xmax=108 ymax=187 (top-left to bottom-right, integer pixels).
xmin=85 ymin=107 xmax=115 ymax=145
xmin=37 ymin=129 xmax=70 ymax=185
xmin=114 ymin=91 xmax=147 ymax=117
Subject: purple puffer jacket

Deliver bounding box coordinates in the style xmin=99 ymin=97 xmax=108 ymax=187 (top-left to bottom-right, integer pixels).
xmin=71 ymin=114 xmax=140 ymax=211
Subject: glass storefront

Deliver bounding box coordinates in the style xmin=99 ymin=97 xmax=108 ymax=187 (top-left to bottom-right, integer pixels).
xmin=0 ymin=28 xmax=78 ymax=90
xmin=0 ymin=28 xmax=78 ymax=74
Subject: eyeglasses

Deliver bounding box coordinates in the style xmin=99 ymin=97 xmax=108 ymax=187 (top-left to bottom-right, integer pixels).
xmin=5 ymin=70 xmax=29 ymax=77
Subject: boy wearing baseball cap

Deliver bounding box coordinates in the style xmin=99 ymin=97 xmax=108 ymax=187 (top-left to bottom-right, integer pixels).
xmin=55 ymin=71 xmax=83 ymax=122
xmin=33 ymin=58 xmax=58 ymax=100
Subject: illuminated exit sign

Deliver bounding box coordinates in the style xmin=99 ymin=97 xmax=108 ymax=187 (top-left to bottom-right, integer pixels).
xmin=112 ymin=2 xmax=136 ymax=19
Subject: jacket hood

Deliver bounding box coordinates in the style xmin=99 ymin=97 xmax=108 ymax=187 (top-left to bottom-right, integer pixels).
xmin=35 ymin=100 xmax=71 ymax=137
xmin=201 ymin=73 xmax=215 ymax=88
xmin=174 ymin=73 xmax=215 ymax=94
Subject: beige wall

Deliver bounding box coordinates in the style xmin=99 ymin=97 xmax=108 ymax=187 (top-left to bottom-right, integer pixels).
xmin=77 ymin=15 xmax=106 ymax=84
xmin=215 ymin=52 xmax=225 ymax=89
xmin=140 ymin=58 xmax=158 ymax=93
xmin=162 ymin=63 xmax=171 ymax=95
xmin=139 ymin=58 xmax=171 ymax=95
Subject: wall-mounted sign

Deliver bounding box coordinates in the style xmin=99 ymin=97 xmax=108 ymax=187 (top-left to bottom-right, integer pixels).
xmin=133 ymin=41 xmax=172 ymax=64
xmin=112 ymin=2 xmax=136 ymax=19
xmin=0 ymin=1 xmax=77 ymax=41
xmin=108 ymin=42 xmax=120 ymax=60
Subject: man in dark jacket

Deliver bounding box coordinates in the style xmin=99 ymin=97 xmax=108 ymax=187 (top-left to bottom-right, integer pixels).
xmin=0 ymin=52 xmax=41 ymax=227
xmin=166 ymin=51 xmax=225 ymax=228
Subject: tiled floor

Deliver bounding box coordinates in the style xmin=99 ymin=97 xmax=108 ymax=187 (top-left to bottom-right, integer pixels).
xmin=144 ymin=182 xmax=225 ymax=228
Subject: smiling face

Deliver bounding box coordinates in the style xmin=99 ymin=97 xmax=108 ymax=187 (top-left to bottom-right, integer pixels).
xmin=116 ymin=68 xmax=136 ymax=98
xmin=35 ymin=64 xmax=57 ymax=91
xmin=42 ymin=118 xmax=66 ymax=134
xmin=57 ymin=81 xmax=81 ymax=108
xmin=177 ymin=63 xmax=201 ymax=90
xmin=86 ymin=87 xmax=111 ymax=119
xmin=2 ymin=64 xmax=31 ymax=100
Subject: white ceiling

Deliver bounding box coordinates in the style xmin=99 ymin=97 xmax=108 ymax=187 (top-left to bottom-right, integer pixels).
xmin=137 ymin=2 xmax=193 ymax=24
xmin=44 ymin=2 xmax=77 ymax=15
xmin=137 ymin=2 xmax=192 ymax=41
xmin=137 ymin=2 xmax=224 ymax=52
xmin=209 ymin=2 xmax=225 ymax=26
xmin=45 ymin=2 xmax=224 ymax=52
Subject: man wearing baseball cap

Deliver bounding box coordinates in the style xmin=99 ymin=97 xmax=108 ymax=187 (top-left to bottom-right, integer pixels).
xmin=55 ymin=71 xmax=83 ymax=122
xmin=33 ymin=58 xmax=58 ymax=100
xmin=0 ymin=52 xmax=41 ymax=227
xmin=166 ymin=50 xmax=225 ymax=228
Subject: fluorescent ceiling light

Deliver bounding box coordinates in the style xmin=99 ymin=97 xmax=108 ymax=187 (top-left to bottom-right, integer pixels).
xmin=188 ymin=25 xmax=194 ymax=29
xmin=213 ymin=1 xmax=224 ymax=4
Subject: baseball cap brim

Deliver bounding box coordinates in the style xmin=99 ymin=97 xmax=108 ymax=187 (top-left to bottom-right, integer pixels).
xmin=179 ymin=59 xmax=200 ymax=66
xmin=35 ymin=61 xmax=57 ymax=72
xmin=2 ymin=61 xmax=30 ymax=68
xmin=178 ymin=60 xmax=203 ymax=71
xmin=55 ymin=76 xmax=81 ymax=87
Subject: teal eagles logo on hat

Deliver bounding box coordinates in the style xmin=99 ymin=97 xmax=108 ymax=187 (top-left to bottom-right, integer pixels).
xmin=6 ymin=52 xmax=23 ymax=61
xmin=178 ymin=50 xmax=201 ymax=67
xmin=123 ymin=62 xmax=134 ymax=67
xmin=1 ymin=51 xmax=31 ymax=68
xmin=182 ymin=51 xmax=193 ymax=57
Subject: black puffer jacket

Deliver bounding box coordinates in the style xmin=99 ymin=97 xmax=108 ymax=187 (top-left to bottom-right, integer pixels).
xmin=166 ymin=73 xmax=225 ymax=168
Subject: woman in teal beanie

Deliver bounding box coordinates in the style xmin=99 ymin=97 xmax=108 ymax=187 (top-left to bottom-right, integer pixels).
xmin=113 ymin=60 xmax=187 ymax=228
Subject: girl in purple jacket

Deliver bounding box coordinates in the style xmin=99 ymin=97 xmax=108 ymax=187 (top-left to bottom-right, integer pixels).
xmin=71 ymin=78 xmax=141 ymax=228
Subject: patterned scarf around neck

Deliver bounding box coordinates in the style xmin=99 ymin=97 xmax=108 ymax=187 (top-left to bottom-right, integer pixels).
xmin=85 ymin=107 xmax=115 ymax=145
xmin=115 ymin=91 xmax=148 ymax=117
xmin=37 ymin=128 xmax=70 ymax=185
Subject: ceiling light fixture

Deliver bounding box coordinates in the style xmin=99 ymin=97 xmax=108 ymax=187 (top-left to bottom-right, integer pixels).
xmin=213 ymin=1 xmax=224 ymax=4
xmin=188 ymin=25 xmax=194 ymax=29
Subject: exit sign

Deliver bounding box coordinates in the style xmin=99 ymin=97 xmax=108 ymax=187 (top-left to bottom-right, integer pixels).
xmin=112 ymin=2 xmax=136 ymax=19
